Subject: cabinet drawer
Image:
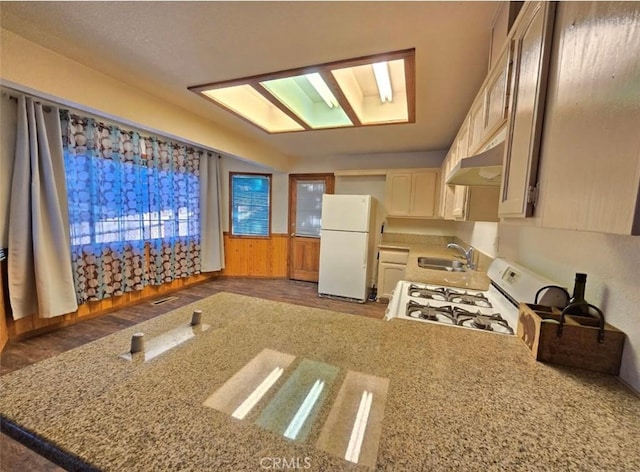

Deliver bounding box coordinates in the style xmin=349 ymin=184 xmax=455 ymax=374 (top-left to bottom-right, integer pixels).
xmin=379 ymin=250 xmax=409 ymax=264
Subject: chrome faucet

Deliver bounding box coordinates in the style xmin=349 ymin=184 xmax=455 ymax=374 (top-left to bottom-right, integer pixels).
xmin=447 ymin=243 xmax=475 ymax=270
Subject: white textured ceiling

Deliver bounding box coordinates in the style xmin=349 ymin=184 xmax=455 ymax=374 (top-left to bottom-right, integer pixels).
xmin=0 ymin=1 xmax=501 ymax=162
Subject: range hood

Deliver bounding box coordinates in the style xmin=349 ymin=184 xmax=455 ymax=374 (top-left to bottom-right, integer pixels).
xmin=446 ymin=127 xmax=506 ymax=187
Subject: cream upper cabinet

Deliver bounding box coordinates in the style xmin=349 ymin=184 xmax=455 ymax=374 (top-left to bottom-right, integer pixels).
xmin=450 ymin=121 xmax=468 ymax=220
xmin=450 ymin=185 xmax=499 ymax=222
xmin=411 ymin=171 xmax=439 ymax=218
xmin=468 ymin=96 xmax=486 ymax=156
xmin=468 ymin=42 xmax=511 ymax=157
xmin=456 ymin=119 xmax=470 ymax=161
xmin=484 ymin=48 xmax=510 ymax=143
xmin=452 ymin=186 xmax=468 ymax=219
xmin=499 ymin=1 xmax=556 ymax=218
xmin=465 ymin=187 xmax=500 ymax=222
xmin=385 ymin=172 xmax=412 ymax=216
xmin=467 ymin=50 xmax=509 ymax=157
xmin=440 ymin=150 xmax=456 ymax=220
xmin=440 ymin=146 xmax=499 ymax=222
xmin=535 ymin=1 xmax=640 ymax=235
xmin=385 ymin=169 xmax=440 ymax=218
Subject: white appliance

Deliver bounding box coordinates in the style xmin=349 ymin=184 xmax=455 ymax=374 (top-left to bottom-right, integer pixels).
xmin=318 ymin=194 xmax=377 ymax=302
xmin=385 ymin=258 xmax=568 ymax=335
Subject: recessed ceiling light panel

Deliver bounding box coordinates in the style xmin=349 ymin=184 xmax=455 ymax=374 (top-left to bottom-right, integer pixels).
xmin=332 ymin=59 xmax=409 ymax=125
xmin=260 ymin=74 xmax=352 ymax=129
xmin=189 ymin=49 xmax=415 ymax=133
xmin=202 ymin=85 xmax=304 ymax=133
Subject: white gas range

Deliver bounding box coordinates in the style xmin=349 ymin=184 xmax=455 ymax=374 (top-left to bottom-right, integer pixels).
xmin=384 ymin=258 xmax=568 ymax=336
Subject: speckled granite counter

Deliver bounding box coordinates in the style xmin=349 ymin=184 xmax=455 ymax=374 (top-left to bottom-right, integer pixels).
xmin=378 ymin=242 xmax=491 ymax=290
xmin=1 ymin=292 xmax=639 ymax=471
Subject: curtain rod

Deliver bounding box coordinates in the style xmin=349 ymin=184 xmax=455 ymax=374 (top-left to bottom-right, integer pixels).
xmin=2 ymin=91 xmax=54 ymax=113
xmin=0 ymin=86 xmax=223 ymax=158
xmin=0 ymin=83 xmax=223 ymax=157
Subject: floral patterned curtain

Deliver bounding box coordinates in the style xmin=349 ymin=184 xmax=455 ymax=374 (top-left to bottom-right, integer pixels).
xmin=61 ymin=111 xmax=203 ymax=303
xmin=143 ymin=139 xmax=201 ymax=286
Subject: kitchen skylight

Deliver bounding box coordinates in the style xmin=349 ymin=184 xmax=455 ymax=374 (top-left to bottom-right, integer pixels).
xmin=189 ymin=49 xmax=415 ymax=133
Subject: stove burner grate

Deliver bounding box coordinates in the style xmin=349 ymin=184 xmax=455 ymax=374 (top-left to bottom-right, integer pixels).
xmin=471 ymin=317 xmax=493 ymax=331
xmin=406 ymin=300 xmax=453 ymax=322
xmin=404 ymin=300 xmax=513 ymax=334
xmin=407 ymin=284 xmax=493 ymax=308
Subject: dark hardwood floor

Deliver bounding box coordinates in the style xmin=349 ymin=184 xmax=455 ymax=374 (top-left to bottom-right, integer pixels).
xmin=0 ymin=277 xmax=387 ymax=471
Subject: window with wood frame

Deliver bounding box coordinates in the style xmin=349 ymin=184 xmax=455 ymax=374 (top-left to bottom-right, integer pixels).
xmin=229 ymin=173 xmax=272 ymax=237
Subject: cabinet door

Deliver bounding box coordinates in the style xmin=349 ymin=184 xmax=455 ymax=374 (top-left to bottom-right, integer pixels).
xmin=442 ymin=184 xmax=456 ymax=220
xmin=456 ymin=119 xmax=470 ymax=161
xmin=440 ymin=154 xmax=456 ymax=220
xmin=377 ymin=262 xmax=406 ymax=300
xmin=538 ymin=2 xmax=640 ymax=234
xmin=385 ymin=172 xmax=412 ymax=216
xmin=499 ymin=1 xmax=555 ymax=217
xmin=485 ymin=47 xmax=510 ymax=141
xmin=466 ymin=187 xmax=500 ymax=222
xmin=452 ymin=186 xmax=468 ymax=220
xmin=468 ymin=95 xmax=486 ymax=155
xmin=410 ymin=170 xmax=439 ymax=218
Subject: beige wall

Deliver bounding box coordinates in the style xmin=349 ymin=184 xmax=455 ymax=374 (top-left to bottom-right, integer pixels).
xmin=452 ymin=217 xmax=640 ymax=393
xmin=0 ymin=28 xmax=294 ymax=172
xmin=455 ymin=221 xmax=499 ymax=258
xmin=496 ymin=1 xmax=640 ymax=393
xmin=289 ymin=150 xmax=446 ymax=174
xmin=499 ymin=223 xmax=640 ymax=392
xmin=218 ymin=152 xmax=452 ymax=239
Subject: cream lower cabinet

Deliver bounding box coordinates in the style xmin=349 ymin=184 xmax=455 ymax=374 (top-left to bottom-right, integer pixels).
xmin=385 ymin=169 xmax=439 ymax=218
xmin=376 ymin=248 xmax=409 ymax=301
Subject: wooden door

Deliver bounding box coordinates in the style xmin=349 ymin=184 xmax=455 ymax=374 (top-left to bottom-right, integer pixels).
xmin=288 ymin=174 xmax=334 ymax=282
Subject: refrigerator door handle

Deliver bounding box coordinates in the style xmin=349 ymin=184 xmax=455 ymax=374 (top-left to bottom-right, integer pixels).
xmin=362 ymin=239 xmax=368 ymax=268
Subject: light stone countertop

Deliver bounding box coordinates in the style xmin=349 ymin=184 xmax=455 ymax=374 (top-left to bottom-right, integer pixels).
xmin=378 ymin=242 xmax=491 ymax=290
xmin=1 ymin=292 xmax=638 ymax=471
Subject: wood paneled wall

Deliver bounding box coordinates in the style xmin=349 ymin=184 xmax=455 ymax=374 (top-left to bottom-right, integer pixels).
xmin=2 ymin=270 xmax=217 ymax=341
xmin=1 ymin=233 xmax=289 ymax=343
xmin=222 ymin=233 xmax=289 ymax=278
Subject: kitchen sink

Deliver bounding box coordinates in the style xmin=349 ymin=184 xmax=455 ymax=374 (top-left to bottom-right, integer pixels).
xmin=417 ymin=256 xmax=466 ymax=272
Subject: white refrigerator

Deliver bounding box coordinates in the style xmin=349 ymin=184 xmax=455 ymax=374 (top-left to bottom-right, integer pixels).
xmin=318 ymin=194 xmax=376 ymax=302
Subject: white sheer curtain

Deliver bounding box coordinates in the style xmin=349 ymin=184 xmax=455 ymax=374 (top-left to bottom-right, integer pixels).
xmin=199 ymin=153 xmax=225 ymax=272
xmin=7 ymin=96 xmax=78 ymax=319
